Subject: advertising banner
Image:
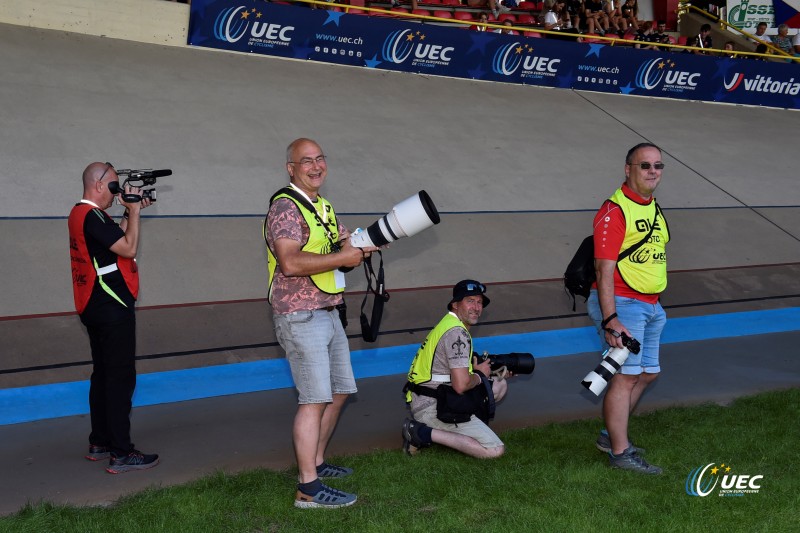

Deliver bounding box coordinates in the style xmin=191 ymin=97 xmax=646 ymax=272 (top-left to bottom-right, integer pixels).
xmin=188 ymin=1 xmax=800 ymax=110
xmin=726 ymin=0 xmax=776 ymax=32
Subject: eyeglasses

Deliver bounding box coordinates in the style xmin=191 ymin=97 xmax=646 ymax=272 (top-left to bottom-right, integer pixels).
xmin=98 ymin=162 xmax=114 ymax=181
xmin=629 ymin=162 xmax=665 ymax=170
xmin=465 ymin=282 xmax=486 ymax=293
xmin=289 ymin=155 xmax=327 ymax=168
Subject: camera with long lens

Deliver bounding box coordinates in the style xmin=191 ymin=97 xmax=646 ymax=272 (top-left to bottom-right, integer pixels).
xmin=581 ymin=332 xmax=641 ymax=396
xmin=108 ymin=168 xmax=172 ymax=203
xmin=349 ymin=190 xmax=441 ymax=248
xmin=475 ymin=351 xmax=536 ymax=375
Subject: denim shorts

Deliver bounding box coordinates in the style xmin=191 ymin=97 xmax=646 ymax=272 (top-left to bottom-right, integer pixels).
xmin=587 ymin=290 xmax=667 ymax=375
xmin=273 ymin=309 xmax=357 ymax=404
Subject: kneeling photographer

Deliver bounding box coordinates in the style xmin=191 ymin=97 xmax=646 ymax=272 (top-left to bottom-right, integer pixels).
xmin=401 ymin=280 xmax=533 ymax=459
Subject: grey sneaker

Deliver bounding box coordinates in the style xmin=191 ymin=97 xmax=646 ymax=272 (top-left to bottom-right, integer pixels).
xmin=316 ymin=462 xmax=353 ymax=479
xmin=402 ymin=418 xmax=430 ymax=456
xmin=294 ymin=483 xmax=357 ymax=509
xmin=595 ymin=429 xmax=645 ymax=454
xmin=609 ymin=446 xmax=662 ymax=475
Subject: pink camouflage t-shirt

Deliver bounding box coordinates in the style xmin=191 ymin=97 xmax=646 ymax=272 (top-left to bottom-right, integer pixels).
xmin=266 ymin=197 xmax=346 ymax=315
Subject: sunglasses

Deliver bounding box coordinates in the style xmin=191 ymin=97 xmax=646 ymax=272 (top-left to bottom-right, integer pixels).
xmin=630 ymin=162 xmax=665 ymax=170
xmin=465 ymin=282 xmax=486 ymax=293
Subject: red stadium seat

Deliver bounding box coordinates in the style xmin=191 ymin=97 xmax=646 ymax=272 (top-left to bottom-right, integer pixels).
xmin=677 ymin=35 xmax=688 ymax=45
xmin=583 ymin=33 xmax=603 ymax=43
xmin=441 ymin=0 xmax=461 ymax=4
xmin=518 ymin=1 xmax=539 ymax=9
xmin=498 ymin=13 xmax=516 ymax=22
xmin=524 ymin=30 xmax=543 ymax=38
xmin=411 ymin=8 xmax=431 ymax=15
xmin=453 ymin=11 xmax=474 ymax=20
xmin=433 ymin=9 xmax=452 ymax=18
xmin=516 ymin=14 xmax=536 ymax=24
xmin=346 ymin=7 xmax=367 ymax=14
xmin=424 ymin=0 xmax=443 ymax=4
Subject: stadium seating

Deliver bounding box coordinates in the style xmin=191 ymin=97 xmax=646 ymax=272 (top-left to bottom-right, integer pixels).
xmin=433 ymin=9 xmax=453 ymax=18
xmin=453 ymin=11 xmax=474 ymax=21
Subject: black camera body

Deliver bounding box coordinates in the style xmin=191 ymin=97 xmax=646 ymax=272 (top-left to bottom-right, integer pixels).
xmin=111 ymin=168 xmax=171 ymax=203
xmin=475 ymin=352 xmax=535 ymax=375
xmin=619 ymin=332 xmax=641 ymax=354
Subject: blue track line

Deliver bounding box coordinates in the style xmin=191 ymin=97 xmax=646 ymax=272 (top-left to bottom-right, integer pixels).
xmin=1 ymin=307 xmax=798 ymax=426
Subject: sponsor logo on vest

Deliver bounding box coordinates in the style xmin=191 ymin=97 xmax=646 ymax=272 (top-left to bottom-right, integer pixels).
xmin=381 ymin=29 xmax=454 ymax=68
xmin=724 ymin=74 xmax=800 ymax=95
xmin=686 ymin=463 xmax=764 ymax=497
xmin=213 ymin=6 xmax=294 ymax=47
xmin=491 ymin=43 xmax=561 ymax=79
xmin=635 ymin=58 xmax=700 ymax=93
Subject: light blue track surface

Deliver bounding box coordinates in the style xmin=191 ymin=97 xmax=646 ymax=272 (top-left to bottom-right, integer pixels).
xmin=3 ymin=307 xmax=798 ymax=425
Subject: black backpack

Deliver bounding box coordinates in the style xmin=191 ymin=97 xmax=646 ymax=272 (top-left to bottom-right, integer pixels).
xmin=564 ymin=203 xmax=661 ymax=311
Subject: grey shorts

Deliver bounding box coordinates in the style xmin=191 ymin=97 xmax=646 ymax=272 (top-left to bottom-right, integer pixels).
xmin=273 ymin=309 xmax=357 ymax=404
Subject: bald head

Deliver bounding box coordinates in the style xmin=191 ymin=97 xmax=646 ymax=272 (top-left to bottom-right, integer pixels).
xmin=82 ymin=162 xmax=111 ymax=192
xmin=286 ymin=138 xmax=321 ymax=164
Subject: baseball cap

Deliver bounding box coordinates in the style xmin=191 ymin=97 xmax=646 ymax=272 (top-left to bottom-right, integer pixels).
xmin=448 ymin=279 xmax=490 ymax=310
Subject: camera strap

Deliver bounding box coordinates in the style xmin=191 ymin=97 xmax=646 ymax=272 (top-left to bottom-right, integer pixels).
xmin=360 ymin=251 xmax=389 ymax=342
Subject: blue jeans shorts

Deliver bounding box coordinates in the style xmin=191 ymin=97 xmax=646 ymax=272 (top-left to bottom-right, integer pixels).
xmin=587 ymin=290 xmax=667 ymax=375
xmin=273 ymin=308 xmax=357 ymax=404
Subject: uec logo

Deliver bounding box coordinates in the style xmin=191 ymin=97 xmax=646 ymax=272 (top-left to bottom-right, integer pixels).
xmin=214 ymin=6 xmax=250 ymax=43
xmin=635 ymin=58 xmax=700 ymax=90
xmin=686 ymin=463 xmax=763 ymax=497
xmin=381 ymin=29 xmax=453 ymax=64
xmin=214 ymin=7 xmax=294 ymax=44
xmin=492 ymin=43 xmax=560 ymax=76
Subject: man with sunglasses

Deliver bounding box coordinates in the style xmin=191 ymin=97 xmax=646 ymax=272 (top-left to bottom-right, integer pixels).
xmin=401 ymin=280 xmax=510 ymax=459
xmin=586 ymin=143 xmax=669 ymax=474
xmin=68 ymin=162 xmax=159 ymax=474
xmin=264 ymin=138 xmax=376 ymax=508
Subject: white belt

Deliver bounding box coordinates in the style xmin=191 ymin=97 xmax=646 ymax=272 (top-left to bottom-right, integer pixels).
xmin=96 ymin=264 xmax=119 ymax=276
xmin=429 ymin=374 xmax=451 ymax=383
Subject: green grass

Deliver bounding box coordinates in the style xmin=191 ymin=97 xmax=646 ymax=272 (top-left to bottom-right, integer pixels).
xmin=3 ymin=388 xmax=799 ymax=533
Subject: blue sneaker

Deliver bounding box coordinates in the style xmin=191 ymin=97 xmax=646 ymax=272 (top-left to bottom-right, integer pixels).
xmin=595 ymin=429 xmax=645 ymax=454
xmin=106 ymin=450 xmax=159 ymax=474
xmin=316 ymin=462 xmax=353 ymax=479
xmin=294 ymin=483 xmax=357 ymax=509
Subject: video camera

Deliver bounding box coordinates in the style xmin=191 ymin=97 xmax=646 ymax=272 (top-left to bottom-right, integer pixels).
xmin=108 ymin=168 xmax=172 ymax=203
xmin=475 ymin=351 xmax=536 ymax=375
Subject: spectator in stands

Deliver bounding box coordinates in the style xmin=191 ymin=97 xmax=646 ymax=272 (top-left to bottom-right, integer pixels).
xmin=584 ymin=0 xmax=610 ymax=35
xmin=771 ymin=24 xmax=794 ymax=55
xmin=723 ymin=41 xmax=737 ymax=58
xmin=615 ymin=0 xmax=638 ymax=34
xmin=474 ymin=11 xmax=491 ymax=31
xmin=633 ymin=21 xmax=654 ymax=49
xmin=495 ymin=19 xmax=520 ymax=35
xmin=466 ymin=0 xmax=511 ymax=19
xmin=543 ymin=0 xmax=578 ymax=39
xmin=750 ymin=22 xmax=770 ymax=47
xmin=565 ymin=0 xmax=584 ymax=31
xmin=752 ymin=43 xmax=769 ymax=59
xmin=650 ymin=20 xmax=669 ymax=46
xmin=686 ymin=23 xmax=712 ymax=54
xmin=793 ymin=30 xmax=800 ymax=55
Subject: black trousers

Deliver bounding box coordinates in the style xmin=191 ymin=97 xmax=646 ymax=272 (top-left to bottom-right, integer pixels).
xmin=85 ymin=316 xmax=137 ymax=456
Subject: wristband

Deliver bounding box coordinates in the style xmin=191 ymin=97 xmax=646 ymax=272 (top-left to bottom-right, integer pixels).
xmin=122 ymin=210 xmax=130 ymax=220
xmin=601 ymin=313 xmax=617 ymax=329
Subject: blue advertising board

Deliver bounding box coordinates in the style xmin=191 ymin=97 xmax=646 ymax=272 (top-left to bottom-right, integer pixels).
xmin=188 ymin=0 xmax=800 ymax=110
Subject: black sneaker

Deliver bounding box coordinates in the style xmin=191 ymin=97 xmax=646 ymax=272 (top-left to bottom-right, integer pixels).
xmin=401 ymin=418 xmax=430 ymax=456
xmin=85 ymin=444 xmax=110 ymax=461
xmin=106 ymin=450 xmax=160 ymax=474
